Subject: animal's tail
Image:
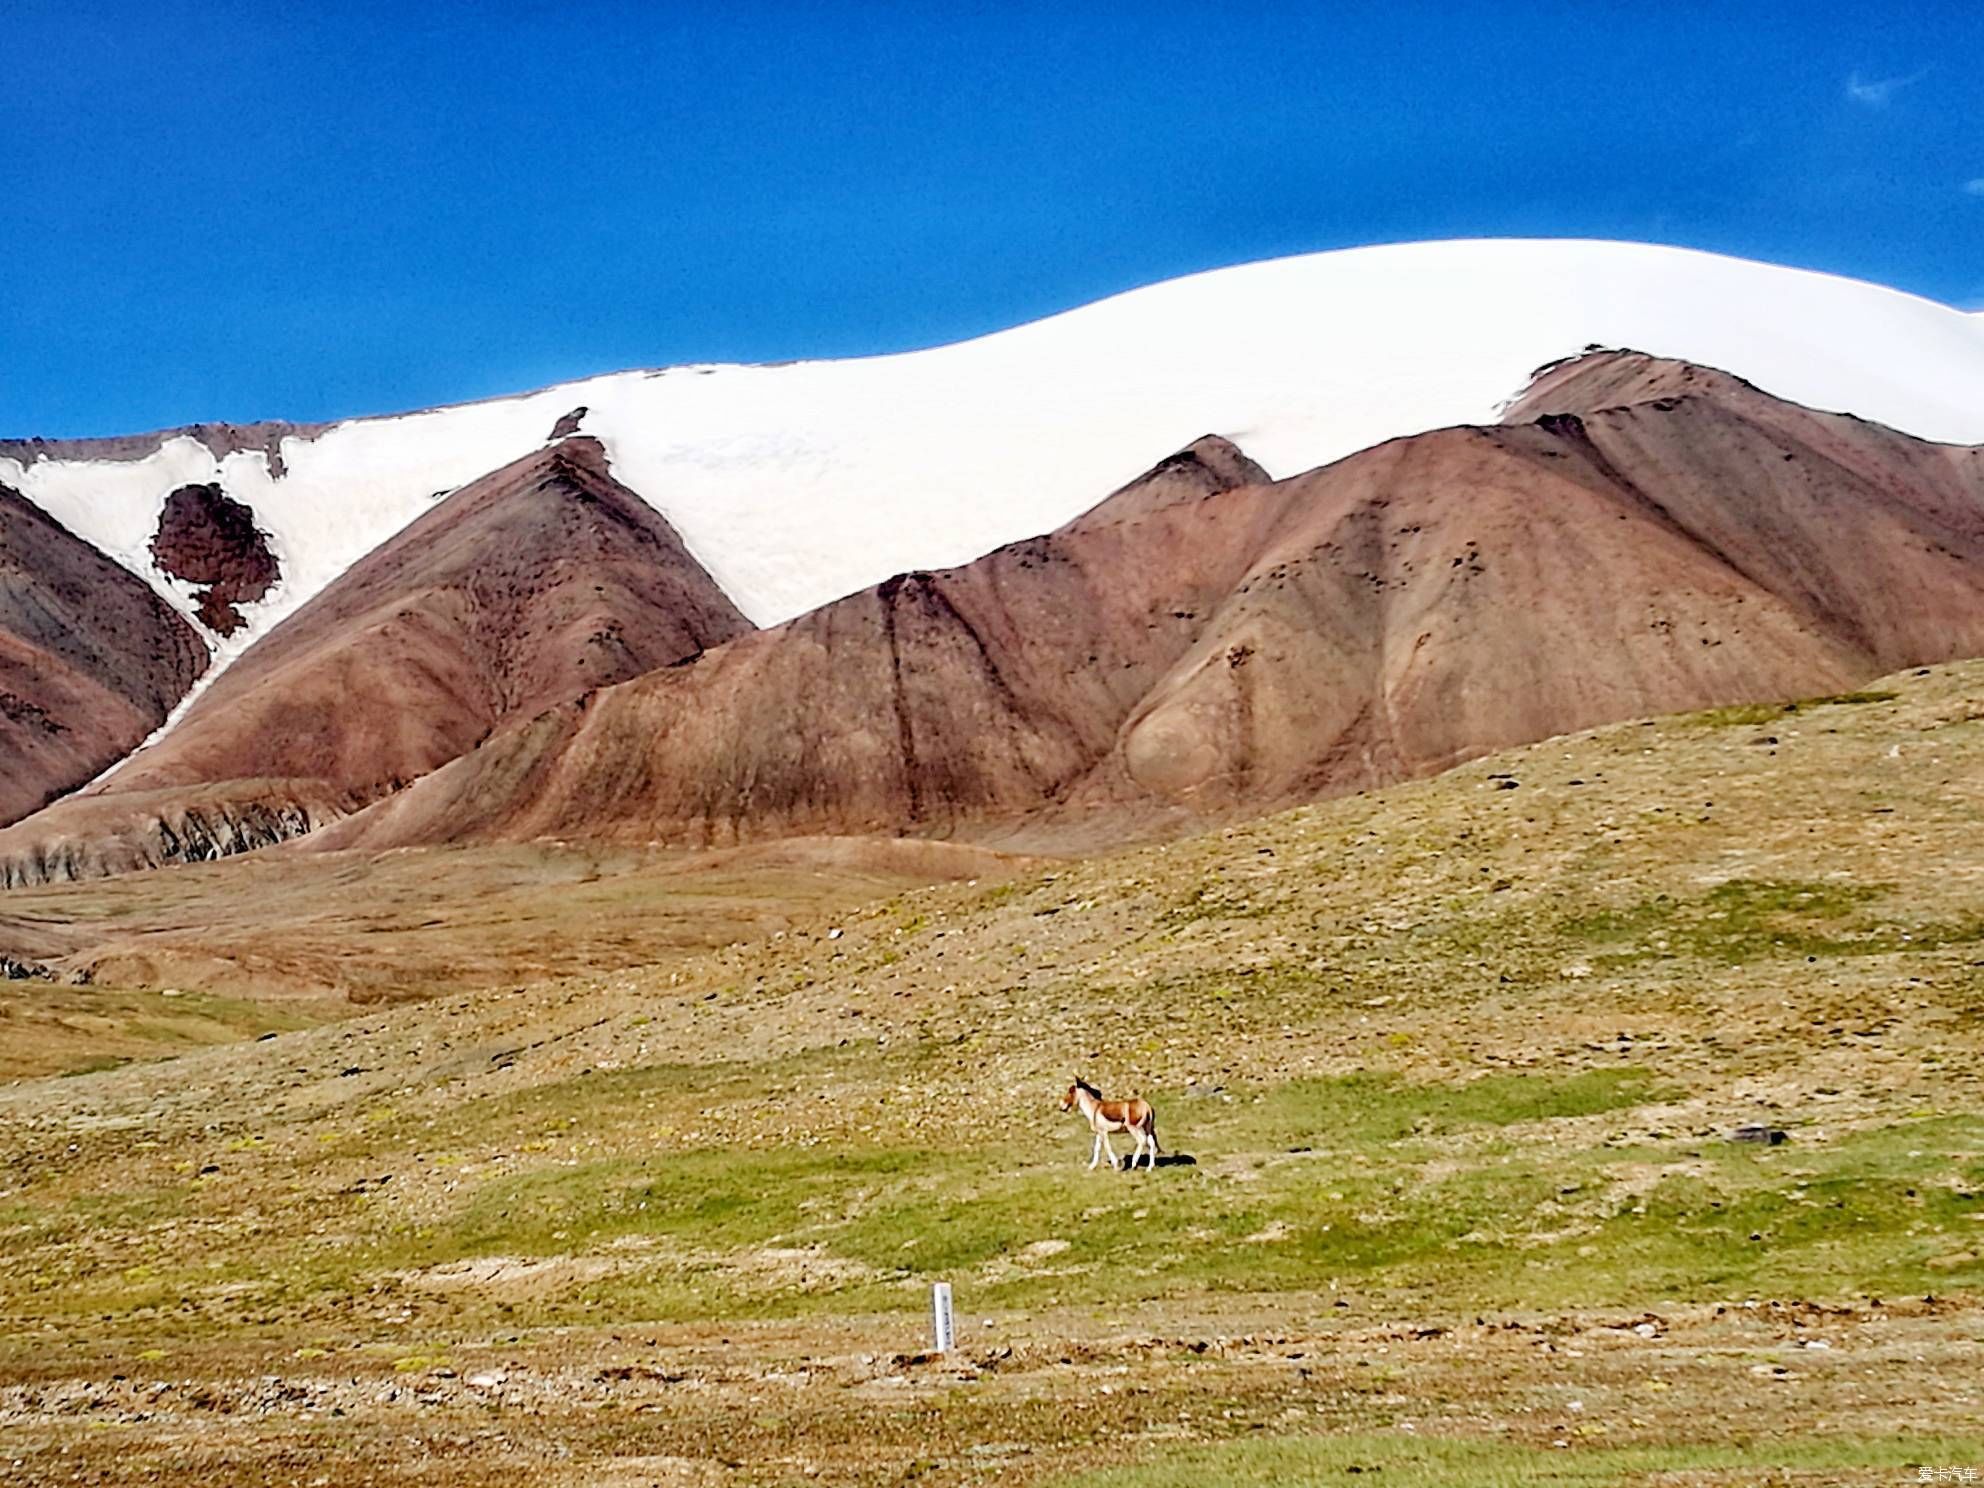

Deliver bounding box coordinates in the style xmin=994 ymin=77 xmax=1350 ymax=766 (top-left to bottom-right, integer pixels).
xmin=1145 ymin=1107 xmax=1160 ymax=1154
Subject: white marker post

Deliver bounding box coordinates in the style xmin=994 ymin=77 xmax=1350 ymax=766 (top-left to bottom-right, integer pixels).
xmin=930 ymin=1281 xmax=955 ymax=1354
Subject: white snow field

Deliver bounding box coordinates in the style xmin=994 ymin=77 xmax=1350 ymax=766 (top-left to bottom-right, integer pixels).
xmin=9 ymin=239 xmax=1984 ymax=665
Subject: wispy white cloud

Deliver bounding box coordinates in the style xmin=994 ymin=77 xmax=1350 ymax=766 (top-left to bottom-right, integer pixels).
xmin=1845 ymin=68 xmax=1929 ymax=106
xmin=1964 ymin=178 xmax=1984 ymax=197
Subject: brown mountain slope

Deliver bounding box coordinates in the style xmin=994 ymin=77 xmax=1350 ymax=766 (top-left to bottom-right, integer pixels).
xmin=1507 ymin=349 xmax=1984 ymax=562
xmin=1506 ymin=350 xmax=1984 ymax=647
xmin=0 ymin=438 xmax=750 ymax=883
xmin=309 ymin=356 xmax=1984 ymax=857
xmin=0 ymin=484 xmax=208 ymax=828
xmin=1062 ymin=434 xmax=1270 ymax=530
xmin=1503 ymin=347 xmax=1761 ymax=418
xmin=308 ymin=436 xmax=1281 ymax=850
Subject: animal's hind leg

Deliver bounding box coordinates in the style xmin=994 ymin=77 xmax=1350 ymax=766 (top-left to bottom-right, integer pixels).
xmin=1143 ymin=1119 xmax=1159 ymax=1168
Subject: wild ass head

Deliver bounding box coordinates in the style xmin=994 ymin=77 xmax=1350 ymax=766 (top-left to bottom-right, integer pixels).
xmin=1060 ymin=1078 xmax=1099 ymax=1111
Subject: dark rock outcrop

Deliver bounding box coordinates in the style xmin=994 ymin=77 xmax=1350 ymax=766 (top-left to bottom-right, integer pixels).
xmin=150 ymin=484 xmax=280 ymax=634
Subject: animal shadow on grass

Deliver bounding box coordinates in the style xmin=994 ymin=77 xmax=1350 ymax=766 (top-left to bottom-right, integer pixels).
xmin=1110 ymin=1152 xmax=1197 ymax=1173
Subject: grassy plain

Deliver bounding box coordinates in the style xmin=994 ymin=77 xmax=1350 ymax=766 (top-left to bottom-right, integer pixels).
xmin=0 ymin=836 xmax=1019 ymax=1080
xmin=1 ymin=661 xmax=1981 ymax=1483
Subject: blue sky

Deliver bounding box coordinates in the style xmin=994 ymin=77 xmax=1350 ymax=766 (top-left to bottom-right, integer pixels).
xmin=5 ymin=1 xmax=1981 ymax=436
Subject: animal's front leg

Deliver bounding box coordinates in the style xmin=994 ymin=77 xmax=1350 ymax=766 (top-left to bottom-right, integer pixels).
xmin=1088 ymin=1131 xmax=1102 ymax=1170
xmin=1100 ymin=1132 xmax=1119 ymax=1169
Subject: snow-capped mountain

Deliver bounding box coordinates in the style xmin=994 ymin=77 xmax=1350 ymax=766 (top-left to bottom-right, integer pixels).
xmin=8 ymin=239 xmax=1984 ymax=665
xmin=5 ymin=238 xmax=1984 ymax=881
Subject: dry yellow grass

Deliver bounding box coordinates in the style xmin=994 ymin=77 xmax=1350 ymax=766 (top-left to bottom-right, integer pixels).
xmin=0 ymin=835 xmax=1024 ymax=1079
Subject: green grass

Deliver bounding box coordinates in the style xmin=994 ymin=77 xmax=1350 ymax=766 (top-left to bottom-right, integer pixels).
xmin=493 ymin=1090 xmax=1974 ymax=1319
xmin=1687 ymin=689 xmax=1900 ymax=727
xmin=1219 ymin=1069 xmax=1668 ymax=1146
xmin=9 ymin=1056 xmax=1979 ymax=1340
xmin=452 ymin=1145 xmax=924 ymax=1258
xmin=0 ymin=984 xmax=320 ymax=1082
xmin=424 ymin=1068 xmax=1663 ymax=1296
xmin=1504 ymin=1115 xmax=1984 ymax=1302
xmin=1561 ymin=877 xmax=1984 ymax=967
xmin=57 ymin=1055 xmax=134 ymax=1078
xmin=1160 ymin=882 xmax=1277 ymax=927
xmin=1060 ymin=1432 xmax=1984 ymax=1487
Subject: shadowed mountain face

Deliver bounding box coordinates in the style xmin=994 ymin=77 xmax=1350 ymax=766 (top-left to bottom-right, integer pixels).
xmin=0 ymin=485 xmax=209 ymax=829
xmin=308 ymin=355 xmax=1984 ymax=858
xmin=0 ymin=438 xmax=751 ymax=884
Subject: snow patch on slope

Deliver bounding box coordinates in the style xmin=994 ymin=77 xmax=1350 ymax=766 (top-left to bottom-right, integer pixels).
xmin=8 ymin=240 xmax=1984 ymax=670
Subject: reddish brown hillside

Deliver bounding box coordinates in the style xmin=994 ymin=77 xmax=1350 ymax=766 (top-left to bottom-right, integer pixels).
xmin=0 ymin=484 xmax=207 ymax=829
xmin=308 ymin=436 xmax=1282 ymax=850
xmin=1503 ymin=347 xmax=1761 ymax=418
xmin=312 ymin=356 xmax=1984 ymax=856
xmin=0 ymin=438 xmax=750 ymax=883
xmin=1062 ymin=434 xmax=1270 ymax=530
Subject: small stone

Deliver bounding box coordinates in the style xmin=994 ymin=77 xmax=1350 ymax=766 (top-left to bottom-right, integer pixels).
xmin=1730 ymin=1126 xmax=1789 ymax=1145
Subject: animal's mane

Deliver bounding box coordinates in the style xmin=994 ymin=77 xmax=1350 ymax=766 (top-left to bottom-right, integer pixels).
xmin=1072 ymin=1077 xmax=1101 ymax=1096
